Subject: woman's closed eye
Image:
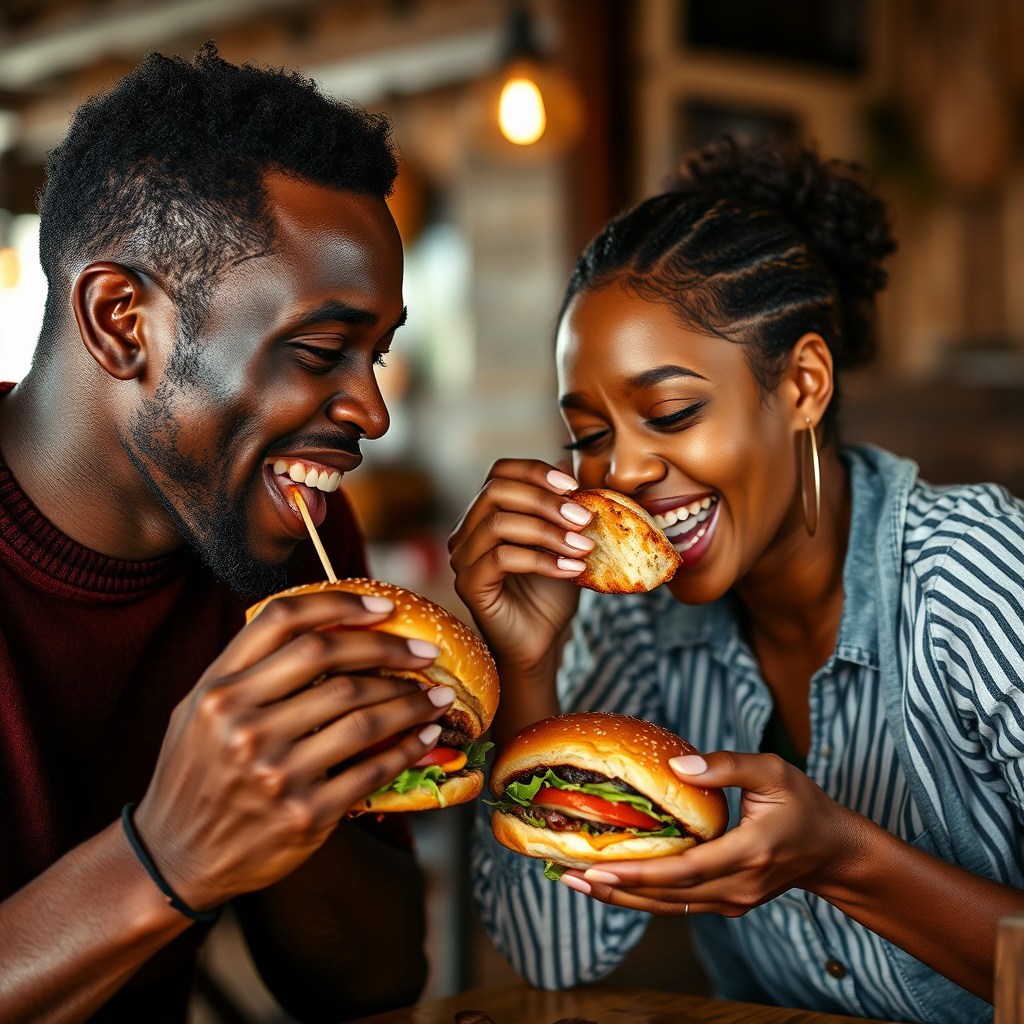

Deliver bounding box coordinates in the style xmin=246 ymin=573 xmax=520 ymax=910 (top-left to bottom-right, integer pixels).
xmin=564 ymin=429 xmax=610 ymax=452
xmin=645 ymin=400 xmax=707 ymax=430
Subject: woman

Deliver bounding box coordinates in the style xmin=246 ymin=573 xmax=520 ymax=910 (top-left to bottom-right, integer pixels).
xmin=449 ymin=139 xmax=1024 ymax=1023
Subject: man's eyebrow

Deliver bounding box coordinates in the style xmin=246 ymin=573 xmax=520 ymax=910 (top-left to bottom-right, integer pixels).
xmin=293 ymin=302 xmax=408 ymax=333
xmin=625 ymin=364 xmax=708 ymax=390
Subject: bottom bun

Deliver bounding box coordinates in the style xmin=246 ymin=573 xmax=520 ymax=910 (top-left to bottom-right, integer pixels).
xmin=491 ymin=810 xmax=696 ymax=869
xmin=352 ymin=770 xmax=483 ymax=813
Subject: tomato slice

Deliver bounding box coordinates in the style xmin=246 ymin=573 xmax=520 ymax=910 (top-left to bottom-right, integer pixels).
xmin=531 ymin=786 xmax=663 ymax=830
xmin=414 ymin=746 xmax=461 ymax=768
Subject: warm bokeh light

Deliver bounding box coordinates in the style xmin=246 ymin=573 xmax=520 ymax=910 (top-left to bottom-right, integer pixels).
xmin=498 ymin=77 xmax=546 ymax=145
xmin=0 ymin=247 xmax=21 ymax=289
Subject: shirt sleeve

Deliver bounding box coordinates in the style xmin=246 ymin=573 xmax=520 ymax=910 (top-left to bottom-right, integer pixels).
xmin=471 ymin=590 xmax=667 ymax=989
xmin=914 ymin=508 xmax=1024 ymax=836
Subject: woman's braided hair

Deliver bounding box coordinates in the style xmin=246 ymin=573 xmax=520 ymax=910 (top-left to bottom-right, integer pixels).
xmin=560 ymin=137 xmax=897 ymax=424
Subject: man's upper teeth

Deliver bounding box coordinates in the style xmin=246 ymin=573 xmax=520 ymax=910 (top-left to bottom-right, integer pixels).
xmin=271 ymin=459 xmax=341 ymax=493
xmin=655 ymin=496 xmax=716 ymax=532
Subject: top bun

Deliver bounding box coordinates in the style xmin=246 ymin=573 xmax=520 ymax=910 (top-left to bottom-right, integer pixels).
xmin=247 ymin=578 xmax=499 ymax=738
xmin=572 ymin=490 xmax=680 ymax=594
xmin=492 ymin=711 xmax=728 ymax=841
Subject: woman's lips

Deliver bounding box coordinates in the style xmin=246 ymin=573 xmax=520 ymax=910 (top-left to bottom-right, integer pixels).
xmin=669 ymin=498 xmax=720 ymax=569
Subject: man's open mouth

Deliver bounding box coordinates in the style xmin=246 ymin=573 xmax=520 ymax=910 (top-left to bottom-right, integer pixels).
xmin=264 ymin=457 xmax=343 ymax=529
xmin=270 ymin=458 xmax=343 ymax=493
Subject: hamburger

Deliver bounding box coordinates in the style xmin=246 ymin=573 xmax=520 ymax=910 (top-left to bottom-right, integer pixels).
xmin=571 ymin=489 xmax=680 ymax=593
xmin=488 ymin=712 xmax=727 ymax=876
xmin=246 ymin=578 xmax=499 ymax=812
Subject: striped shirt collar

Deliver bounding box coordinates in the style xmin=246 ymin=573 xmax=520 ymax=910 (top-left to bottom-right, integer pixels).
xmin=651 ymin=446 xmax=914 ymax=673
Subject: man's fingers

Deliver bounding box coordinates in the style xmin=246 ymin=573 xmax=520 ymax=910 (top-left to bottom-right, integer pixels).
xmin=233 ymin=629 xmax=439 ymax=705
xmin=259 ymin=673 xmax=424 ymax=742
xmin=215 ymin=591 xmax=398 ymax=675
xmin=309 ymin=727 xmax=442 ymax=826
xmin=669 ymin=749 xmax=791 ymax=794
xmin=288 ymin=686 xmax=453 ymax=782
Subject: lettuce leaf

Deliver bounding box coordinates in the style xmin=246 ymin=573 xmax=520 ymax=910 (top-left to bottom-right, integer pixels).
xmin=386 ymin=764 xmax=447 ymax=805
xmin=499 ymin=769 xmax=678 ymax=825
xmin=372 ymin=740 xmax=494 ymax=808
xmin=464 ymin=740 xmax=495 ymax=770
xmin=543 ymin=860 xmax=566 ymax=881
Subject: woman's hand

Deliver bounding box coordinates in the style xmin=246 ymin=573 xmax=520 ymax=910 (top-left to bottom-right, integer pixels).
xmin=560 ymin=751 xmax=866 ymax=916
xmin=448 ymin=458 xmax=595 ymax=674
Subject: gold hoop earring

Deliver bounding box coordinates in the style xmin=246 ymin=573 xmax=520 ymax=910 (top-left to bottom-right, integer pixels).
xmin=802 ymin=417 xmax=821 ymax=537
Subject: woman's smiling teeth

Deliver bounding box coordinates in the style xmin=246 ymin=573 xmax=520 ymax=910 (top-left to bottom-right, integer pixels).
xmin=271 ymin=459 xmax=342 ymax=493
xmin=655 ymin=496 xmax=717 ymax=552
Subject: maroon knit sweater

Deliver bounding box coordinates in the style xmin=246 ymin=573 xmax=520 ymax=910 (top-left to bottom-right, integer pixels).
xmin=0 ymin=384 xmax=374 ymax=1022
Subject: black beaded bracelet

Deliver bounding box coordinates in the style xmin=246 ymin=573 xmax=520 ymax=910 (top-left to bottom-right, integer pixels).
xmin=121 ymin=803 xmax=221 ymax=924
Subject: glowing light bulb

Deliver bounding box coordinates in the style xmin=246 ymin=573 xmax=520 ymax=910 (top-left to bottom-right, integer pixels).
xmin=498 ymin=77 xmax=546 ymax=145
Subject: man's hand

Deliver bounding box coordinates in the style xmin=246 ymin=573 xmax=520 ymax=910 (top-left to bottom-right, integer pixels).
xmin=132 ymin=589 xmax=453 ymax=912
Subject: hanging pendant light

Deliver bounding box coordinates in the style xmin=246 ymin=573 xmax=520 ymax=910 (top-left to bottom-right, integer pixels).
xmin=465 ymin=3 xmax=583 ymax=160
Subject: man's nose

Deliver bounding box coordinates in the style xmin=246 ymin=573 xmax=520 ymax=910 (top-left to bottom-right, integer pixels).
xmin=325 ymin=388 xmax=390 ymax=441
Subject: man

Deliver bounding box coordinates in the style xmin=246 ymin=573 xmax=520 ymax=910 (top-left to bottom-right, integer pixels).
xmin=0 ymin=45 xmax=449 ymax=1023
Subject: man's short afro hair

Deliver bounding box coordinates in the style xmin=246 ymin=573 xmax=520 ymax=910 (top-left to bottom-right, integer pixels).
xmin=37 ymin=42 xmax=399 ymax=348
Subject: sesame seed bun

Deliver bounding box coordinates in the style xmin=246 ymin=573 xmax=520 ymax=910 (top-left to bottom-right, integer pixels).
xmin=490 ymin=712 xmax=728 ymax=867
xmin=247 ymin=579 xmax=499 ymax=813
xmin=247 ymin=578 xmax=499 ymax=740
xmin=572 ymin=490 xmax=680 ymax=594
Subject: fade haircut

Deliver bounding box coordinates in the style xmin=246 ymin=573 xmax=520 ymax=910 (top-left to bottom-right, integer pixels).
xmin=37 ymin=42 xmax=398 ymax=370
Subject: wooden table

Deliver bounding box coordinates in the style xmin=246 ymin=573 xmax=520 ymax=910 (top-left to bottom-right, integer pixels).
xmin=351 ymin=980 xmax=893 ymax=1024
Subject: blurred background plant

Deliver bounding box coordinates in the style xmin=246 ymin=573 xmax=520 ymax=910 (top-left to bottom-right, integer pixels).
xmin=1 ymin=1 xmax=1023 ymax=1019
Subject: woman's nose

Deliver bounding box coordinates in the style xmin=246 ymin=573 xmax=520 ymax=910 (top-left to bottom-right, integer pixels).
xmin=604 ymin=446 xmax=666 ymax=495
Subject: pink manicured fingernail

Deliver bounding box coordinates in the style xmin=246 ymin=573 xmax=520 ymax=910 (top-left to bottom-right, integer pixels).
xmin=418 ymin=723 xmax=442 ymax=745
xmin=564 ymin=531 xmax=594 ymax=552
xmin=560 ymin=502 xmax=592 ymax=526
xmin=547 ymin=470 xmax=578 ymax=493
xmin=361 ymin=595 xmax=394 ymax=613
xmin=559 ymin=874 xmax=591 ymax=894
xmin=670 ymin=754 xmax=707 ymax=775
xmin=583 ymin=868 xmax=620 ymax=885
xmin=407 ymin=639 xmax=440 ymax=658
xmin=557 ymin=557 xmax=587 ymax=573
xmin=427 ymin=686 xmax=454 ymax=707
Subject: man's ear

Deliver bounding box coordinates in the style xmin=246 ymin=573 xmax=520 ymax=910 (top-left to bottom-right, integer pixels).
xmin=72 ymin=262 xmax=157 ymax=381
xmin=781 ymin=332 xmax=835 ymax=432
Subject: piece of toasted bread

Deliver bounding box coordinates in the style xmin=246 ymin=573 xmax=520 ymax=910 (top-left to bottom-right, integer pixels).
xmin=571 ymin=489 xmax=681 ymax=593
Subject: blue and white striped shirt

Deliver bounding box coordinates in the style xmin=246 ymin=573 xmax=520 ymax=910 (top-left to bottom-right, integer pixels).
xmin=473 ymin=446 xmax=1024 ymax=1023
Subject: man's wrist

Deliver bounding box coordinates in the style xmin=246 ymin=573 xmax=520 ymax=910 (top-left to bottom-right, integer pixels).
xmin=104 ymin=819 xmax=196 ymax=935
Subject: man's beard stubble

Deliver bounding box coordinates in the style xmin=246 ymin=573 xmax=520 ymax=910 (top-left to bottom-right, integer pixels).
xmin=122 ymin=381 xmax=296 ymax=598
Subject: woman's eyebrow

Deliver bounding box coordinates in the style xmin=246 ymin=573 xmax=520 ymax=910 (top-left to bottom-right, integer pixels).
xmin=625 ymin=364 xmax=708 ymax=391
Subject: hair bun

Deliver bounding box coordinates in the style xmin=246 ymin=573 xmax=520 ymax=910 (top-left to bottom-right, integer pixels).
xmin=671 ymin=137 xmax=896 ymax=368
